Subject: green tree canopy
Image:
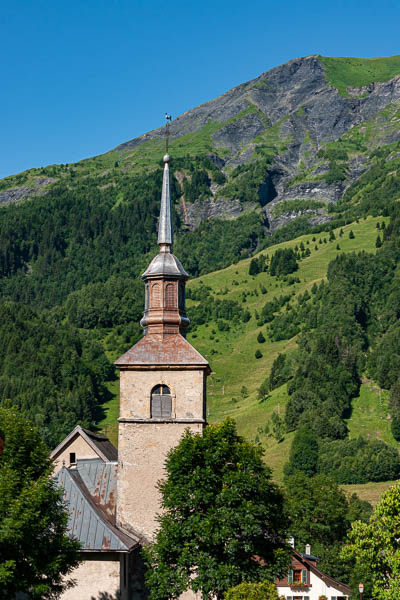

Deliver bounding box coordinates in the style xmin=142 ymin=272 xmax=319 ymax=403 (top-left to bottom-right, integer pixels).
xmin=285 ymin=472 xmax=372 ymax=582
xmin=144 ymin=419 xmax=291 ymax=600
xmin=342 ymin=481 xmax=400 ymax=599
xmin=269 ymin=248 xmax=298 ymax=277
xmin=284 ymin=426 xmax=319 ymax=478
xmin=0 ymin=407 xmax=80 ymax=599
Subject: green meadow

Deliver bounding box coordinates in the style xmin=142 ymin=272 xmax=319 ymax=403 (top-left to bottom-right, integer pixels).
xmin=99 ymin=215 xmax=400 ymax=503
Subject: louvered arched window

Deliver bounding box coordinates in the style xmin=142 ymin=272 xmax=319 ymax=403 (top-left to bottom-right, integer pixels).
xmin=151 ymin=385 xmax=172 ymax=418
xmin=151 ymin=283 xmax=161 ymax=308
xmin=165 ymin=283 xmax=176 ymax=309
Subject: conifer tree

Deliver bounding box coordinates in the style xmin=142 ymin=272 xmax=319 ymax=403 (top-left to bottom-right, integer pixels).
xmin=257 ymin=331 xmax=266 ymax=343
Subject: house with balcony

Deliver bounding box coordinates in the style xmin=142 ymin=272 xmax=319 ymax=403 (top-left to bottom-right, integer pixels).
xmin=276 ymin=545 xmax=352 ymax=600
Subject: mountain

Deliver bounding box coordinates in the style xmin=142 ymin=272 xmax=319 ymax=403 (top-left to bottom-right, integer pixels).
xmin=2 ymin=55 xmax=400 ymax=233
xmin=1 ymin=55 xmax=400 ymax=502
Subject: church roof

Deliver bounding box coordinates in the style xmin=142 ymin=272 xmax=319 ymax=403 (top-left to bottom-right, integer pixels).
xmin=115 ymin=333 xmax=210 ymax=370
xmin=56 ymin=459 xmax=138 ymax=552
xmin=50 ymin=425 xmax=118 ymax=463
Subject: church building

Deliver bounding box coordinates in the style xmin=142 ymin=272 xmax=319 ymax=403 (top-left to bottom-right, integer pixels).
xmin=52 ymin=149 xmax=210 ymax=599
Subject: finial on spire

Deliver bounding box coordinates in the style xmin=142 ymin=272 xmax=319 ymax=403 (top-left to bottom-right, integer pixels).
xmin=165 ymin=113 xmax=172 ymax=154
xmin=158 ymin=114 xmax=173 ymax=250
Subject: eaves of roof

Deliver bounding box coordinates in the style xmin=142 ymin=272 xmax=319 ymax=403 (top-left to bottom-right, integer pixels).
xmin=115 ymin=333 xmax=210 ymax=372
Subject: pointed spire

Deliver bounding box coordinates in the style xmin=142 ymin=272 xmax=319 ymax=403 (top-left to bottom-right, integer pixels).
xmin=158 ymin=113 xmax=173 ymax=250
xmin=157 ymin=153 xmax=173 ymax=248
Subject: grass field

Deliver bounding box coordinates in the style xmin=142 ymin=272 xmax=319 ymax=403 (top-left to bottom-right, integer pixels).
xmin=318 ymin=55 xmax=400 ymax=96
xmin=98 ymin=215 xmax=398 ymax=503
xmin=343 ymin=480 xmax=398 ymax=507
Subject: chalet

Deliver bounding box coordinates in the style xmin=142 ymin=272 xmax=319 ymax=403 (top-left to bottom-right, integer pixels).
xmin=276 ymin=545 xmax=352 ymax=600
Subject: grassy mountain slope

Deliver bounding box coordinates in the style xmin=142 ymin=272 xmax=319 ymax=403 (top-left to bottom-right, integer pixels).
xmin=99 ymin=215 xmax=397 ymax=498
xmin=319 ymin=55 xmax=400 ymax=96
xmin=2 ymin=55 xmax=400 ymax=505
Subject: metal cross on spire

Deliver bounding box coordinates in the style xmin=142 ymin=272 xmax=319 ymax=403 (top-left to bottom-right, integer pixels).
xmin=165 ymin=113 xmax=172 ymax=153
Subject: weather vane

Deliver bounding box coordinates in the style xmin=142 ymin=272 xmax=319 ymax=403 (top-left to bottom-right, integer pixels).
xmin=165 ymin=113 xmax=172 ymax=153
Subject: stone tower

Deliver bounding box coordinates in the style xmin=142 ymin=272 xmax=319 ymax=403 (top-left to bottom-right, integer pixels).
xmin=115 ymin=150 xmax=210 ymax=541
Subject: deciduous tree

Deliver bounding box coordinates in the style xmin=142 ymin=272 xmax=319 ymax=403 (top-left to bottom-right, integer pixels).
xmin=144 ymin=419 xmax=291 ymax=600
xmin=342 ymin=482 xmax=400 ymax=599
xmin=0 ymin=407 xmax=80 ymax=599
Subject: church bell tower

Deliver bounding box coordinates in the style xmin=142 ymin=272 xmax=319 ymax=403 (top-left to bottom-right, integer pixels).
xmin=115 ymin=135 xmax=210 ymax=541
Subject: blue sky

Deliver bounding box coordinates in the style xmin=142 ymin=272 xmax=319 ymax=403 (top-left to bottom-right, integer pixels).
xmin=1 ymin=0 xmax=400 ymax=178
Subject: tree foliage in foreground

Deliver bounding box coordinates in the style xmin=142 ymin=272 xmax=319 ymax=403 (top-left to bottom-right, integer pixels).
xmin=225 ymin=580 xmax=279 ymax=600
xmin=342 ymin=481 xmax=400 ymax=600
xmin=284 ymin=472 xmax=372 ymax=582
xmin=0 ymin=407 xmax=80 ymax=599
xmin=144 ymin=419 xmax=291 ymax=600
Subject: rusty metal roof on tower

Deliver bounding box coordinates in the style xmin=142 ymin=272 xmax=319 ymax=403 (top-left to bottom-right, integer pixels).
xmin=115 ymin=333 xmax=210 ymax=370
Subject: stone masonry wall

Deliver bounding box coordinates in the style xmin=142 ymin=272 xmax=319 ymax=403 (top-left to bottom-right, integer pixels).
xmin=117 ymin=367 xmax=206 ymax=540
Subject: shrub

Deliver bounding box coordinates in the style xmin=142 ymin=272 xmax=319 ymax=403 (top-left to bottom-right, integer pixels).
xmin=225 ymin=581 xmax=279 ymax=600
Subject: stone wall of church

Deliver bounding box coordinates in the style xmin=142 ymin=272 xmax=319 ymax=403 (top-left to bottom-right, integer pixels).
xmin=60 ymin=553 xmax=120 ymax=600
xmin=117 ymin=420 xmax=202 ymax=541
xmin=117 ymin=367 xmax=206 ymax=540
xmin=119 ymin=368 xmax=206 ymax=421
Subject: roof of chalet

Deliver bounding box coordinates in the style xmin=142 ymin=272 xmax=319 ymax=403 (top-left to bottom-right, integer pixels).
xmin=277 ymin=549 xmax=352 ymax=596
xmin=50 ymin=425 xmax=118 ymax=463
xmin=55 ymin=458 xmax=138 ymax=552
xmin=115 ymin=333 xmax=210 ymax=370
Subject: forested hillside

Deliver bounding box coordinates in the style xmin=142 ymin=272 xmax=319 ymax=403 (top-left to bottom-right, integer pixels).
xmin=1 ymin=53 xmax=400 ymax=481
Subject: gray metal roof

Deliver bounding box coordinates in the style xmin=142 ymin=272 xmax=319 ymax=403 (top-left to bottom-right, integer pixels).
xmin=81 ymin=428 xmax=118 ymax=462
xmin=157 ymin=154 xmax=173 ymax=246
xmin=56 ymin=462 xmax=138 ymax=552
xmin=142 ymin=251 xmax=188 ymax=279
xmin=77 ymin=459 xmax=117 ymax=524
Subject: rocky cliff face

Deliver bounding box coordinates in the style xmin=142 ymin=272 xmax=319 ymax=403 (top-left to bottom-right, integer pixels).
xmin=115 ymin=55 xmax=400 ymax=230
xmin=3 ymin=55 xmax=400 ymax=230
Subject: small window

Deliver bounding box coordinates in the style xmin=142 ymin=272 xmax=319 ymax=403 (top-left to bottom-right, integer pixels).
xmin=151 ymin=385 xmax=172 ymax=418
xmin=69 ymin=452 xmax=76 ymax=465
